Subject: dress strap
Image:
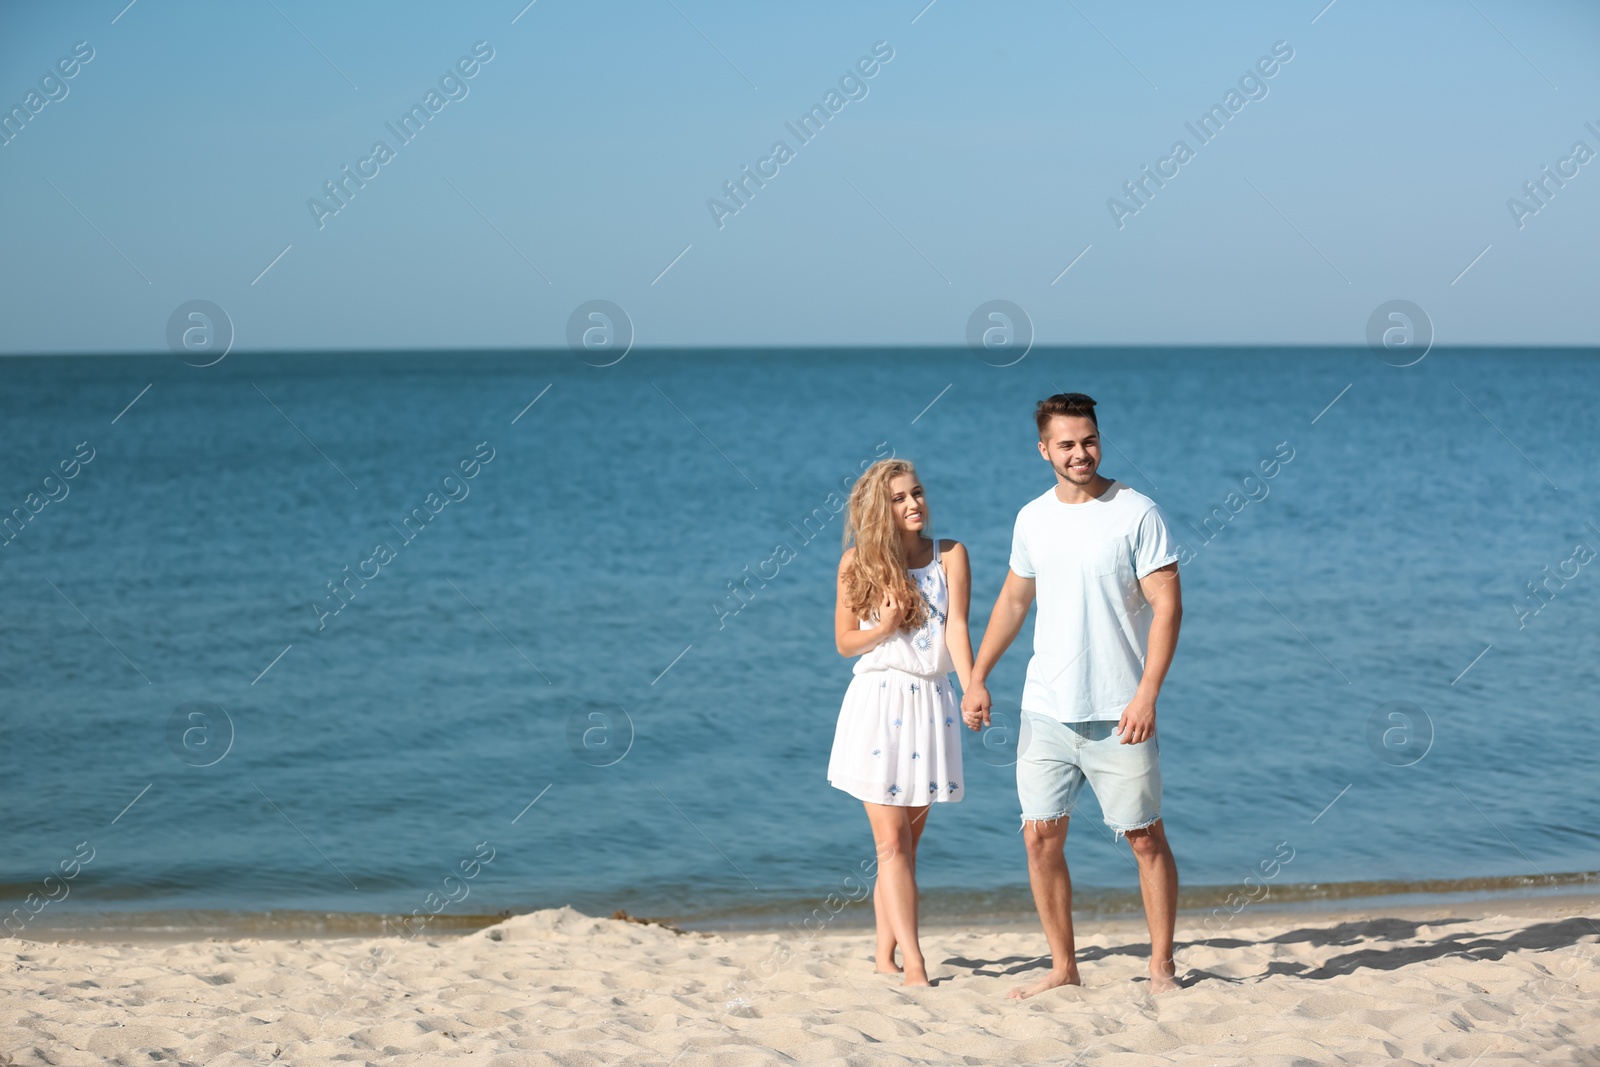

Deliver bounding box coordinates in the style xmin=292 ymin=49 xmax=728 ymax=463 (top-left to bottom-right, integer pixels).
xmin=932 ymin=537 xmax=942 ymax=564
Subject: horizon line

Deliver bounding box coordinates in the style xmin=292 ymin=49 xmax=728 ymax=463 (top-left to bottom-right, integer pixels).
xmin=4 ymin=342 xmax=1599 ymax=359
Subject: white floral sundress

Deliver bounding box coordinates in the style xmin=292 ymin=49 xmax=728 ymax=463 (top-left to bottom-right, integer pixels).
xmin=827 ymin=539 xmax=964 ymax=806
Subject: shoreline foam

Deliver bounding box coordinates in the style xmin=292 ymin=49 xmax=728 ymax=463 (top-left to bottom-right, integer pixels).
xmin=9 ymin=869 xmax=1596 ymax=943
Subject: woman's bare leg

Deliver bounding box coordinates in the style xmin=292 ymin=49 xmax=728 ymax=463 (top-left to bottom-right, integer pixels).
xmin=864 ymin=802 xmax=929 ymax=986
xmin=872 ymin=876 xmax=900 ymax=973
xmin=873 ymin=804 xmax=930 ymax=973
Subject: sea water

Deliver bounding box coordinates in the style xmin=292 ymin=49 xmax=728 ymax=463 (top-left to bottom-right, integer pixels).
xmin=1 ymin=347 xmax=1595 ymax=932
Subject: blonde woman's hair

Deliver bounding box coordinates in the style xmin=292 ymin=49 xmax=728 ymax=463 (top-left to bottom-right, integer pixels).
xmin=841 ymin=459 xmax=929 ymax=632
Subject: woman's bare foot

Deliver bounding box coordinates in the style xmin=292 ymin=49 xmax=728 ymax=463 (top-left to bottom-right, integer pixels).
xmin=873 ymin=962 xmax=903 ymax=975
xmin=1007 ymin=967 xmax=1080 ymax=999
xmin=902 ymin=954 xmax=931 ymax=987
xmin=1148 ymin=961 xmax=1179 ymax=994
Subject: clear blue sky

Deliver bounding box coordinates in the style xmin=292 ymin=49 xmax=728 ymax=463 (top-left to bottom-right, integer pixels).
xmin=2 ymin=0 xmax=1596 ymax=352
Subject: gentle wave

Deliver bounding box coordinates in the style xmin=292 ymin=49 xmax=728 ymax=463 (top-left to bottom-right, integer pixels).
xmin=13 ymin=869 xmax=1596 ymax=940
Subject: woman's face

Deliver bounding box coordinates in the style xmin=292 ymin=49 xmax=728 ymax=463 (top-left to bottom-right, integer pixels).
xmin=887 ymin=472 xmax=927 ymax=534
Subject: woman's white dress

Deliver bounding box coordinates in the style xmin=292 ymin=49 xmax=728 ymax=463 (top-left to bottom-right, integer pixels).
xmin=827 ymin=540 xmax=964 ymax=806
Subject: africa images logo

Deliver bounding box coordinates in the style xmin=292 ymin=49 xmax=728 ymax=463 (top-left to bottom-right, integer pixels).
xmin=306 ymin=42 xmax=496 ymax=230
xmin=1106 ymin=40 xmax=1294 ymax=229
xmin=706 ymin=41 xmax=896 ymax=229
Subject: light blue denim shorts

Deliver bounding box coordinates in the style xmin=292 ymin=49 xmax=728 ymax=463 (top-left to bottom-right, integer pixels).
xmin=1016 ymin=711 xmax=1162 ymax=835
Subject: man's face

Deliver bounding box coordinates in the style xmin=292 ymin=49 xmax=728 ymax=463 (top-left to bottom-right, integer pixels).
xmin=1037 ymin=414 xmax=1101 ymax=486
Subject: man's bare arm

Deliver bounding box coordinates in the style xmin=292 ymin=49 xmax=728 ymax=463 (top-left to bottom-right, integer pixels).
xmin=960 ymin=569 xmax=1036 ymax=729
xmin=1116 ymin=563 xmax=1182 ymax=744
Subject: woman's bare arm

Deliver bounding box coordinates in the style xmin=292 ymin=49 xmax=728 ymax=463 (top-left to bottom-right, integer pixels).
xmin=835 ymin=548 xmax=899 ymax=657
xmin=941 ymin=540 xmax=975 ymax=692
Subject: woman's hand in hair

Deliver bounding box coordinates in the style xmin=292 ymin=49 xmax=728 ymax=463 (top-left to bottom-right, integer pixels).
xmin=874 ymin=591 xmax=903 ymax=636
xmin=835 ymin=550 xmax=904 ymax=657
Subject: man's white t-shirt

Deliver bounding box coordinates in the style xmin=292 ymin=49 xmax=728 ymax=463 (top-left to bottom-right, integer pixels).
xmin=1008 ymin=480 xmax=1178 ymax=722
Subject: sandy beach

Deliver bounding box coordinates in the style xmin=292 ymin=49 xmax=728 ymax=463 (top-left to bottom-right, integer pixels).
xmin=3 ymin=895 xmax=1596 ymax=1066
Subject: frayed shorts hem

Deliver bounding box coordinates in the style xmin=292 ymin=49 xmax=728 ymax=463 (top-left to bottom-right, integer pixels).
xmin=1018 ymin=809 xmax=1073 ymax=830
xmin=1017 ymin=810 xmax=1160 ymax=837
xmin=1105 ymin=813 xmax=1161 ymax=838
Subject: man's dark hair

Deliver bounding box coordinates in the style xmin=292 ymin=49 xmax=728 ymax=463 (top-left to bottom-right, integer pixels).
xmin=1035 ymin=392 xmax=1098 ymax=437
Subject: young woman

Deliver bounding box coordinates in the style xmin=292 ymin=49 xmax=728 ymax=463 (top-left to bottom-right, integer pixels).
xmin=828 ymin=459 xmax=972 ymax=987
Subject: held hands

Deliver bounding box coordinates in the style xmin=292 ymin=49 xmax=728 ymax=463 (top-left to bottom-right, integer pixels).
xmin=1115 ymin=692 xmax=1157 ymax=744
xmin=960 ymin=681 xmax=992 ymax=732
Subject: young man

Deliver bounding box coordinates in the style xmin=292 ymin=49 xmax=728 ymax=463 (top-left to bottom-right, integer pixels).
xmin=961 ymin=392 xmax=1183 ymax=997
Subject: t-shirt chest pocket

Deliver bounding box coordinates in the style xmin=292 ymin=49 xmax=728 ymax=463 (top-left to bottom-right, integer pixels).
xmin=1080 ymin=541 xmax=1122 ymax=578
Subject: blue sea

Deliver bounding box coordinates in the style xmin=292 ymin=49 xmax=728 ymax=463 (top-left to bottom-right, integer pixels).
xmin=2 ymin=348 xmax=1597 ymax=936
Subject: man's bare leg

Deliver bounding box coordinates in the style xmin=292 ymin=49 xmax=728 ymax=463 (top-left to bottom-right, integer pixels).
xmin=1125 ymin=820 xmax=1179 ymax=993
xmin=1009 ymin=816 xmax=1081 ymax=999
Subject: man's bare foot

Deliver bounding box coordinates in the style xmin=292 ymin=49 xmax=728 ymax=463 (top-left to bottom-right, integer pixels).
xmin=1148 ymin=963 xmax=1179 ymax=994
xmin=1007 ymin=968 xmax=1080 ymax=999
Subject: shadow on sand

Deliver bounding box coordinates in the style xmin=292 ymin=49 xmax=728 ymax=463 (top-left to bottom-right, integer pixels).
xmin=944 ymin=915 xmax=1600 ymax=986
